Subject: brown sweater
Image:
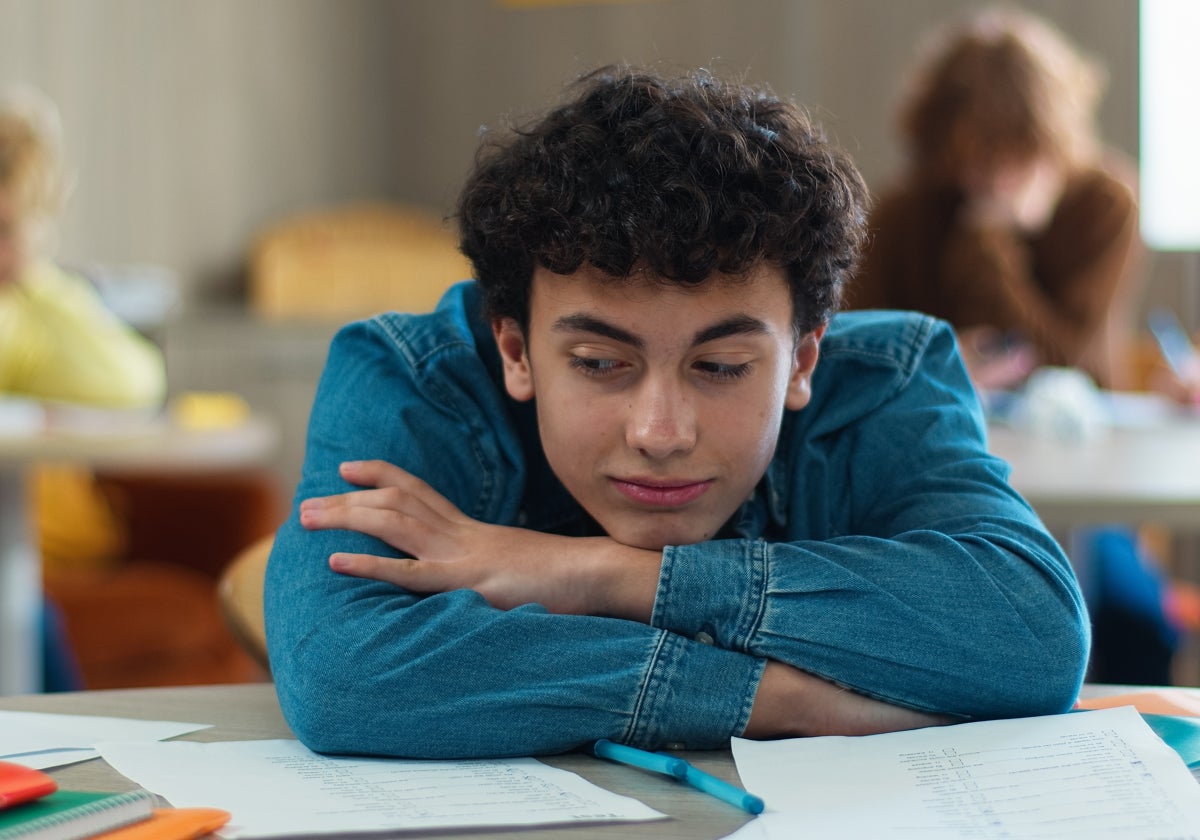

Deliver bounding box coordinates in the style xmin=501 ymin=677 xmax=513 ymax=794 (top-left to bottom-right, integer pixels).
xmin=846 ymin=164 xmax=1140 ymax=389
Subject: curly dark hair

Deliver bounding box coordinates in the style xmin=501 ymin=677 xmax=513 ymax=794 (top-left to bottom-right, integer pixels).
xmin=456 ymin=65 xmax=868 ymax=336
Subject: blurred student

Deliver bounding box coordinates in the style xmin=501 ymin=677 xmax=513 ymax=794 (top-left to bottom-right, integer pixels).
xmin=848 ymin=5 xmax=1138 ymax=392
xmin=847 ymin=8 xmax=1179 ymax=685
xmin=0 ymin=85 xmax=165 ymax=690
xmin=0 ymin=88 xmax=164 ymax=405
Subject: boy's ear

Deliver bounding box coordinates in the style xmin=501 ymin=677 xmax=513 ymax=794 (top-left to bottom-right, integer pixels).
xmin=785 ymin=325 xmax=826 ymax=411
xmin=492 ymin=317 xmax=535 ymax=402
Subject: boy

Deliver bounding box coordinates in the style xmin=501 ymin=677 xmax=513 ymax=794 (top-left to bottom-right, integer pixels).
xmin=265 ymin=66 xmax=1088 ymax=758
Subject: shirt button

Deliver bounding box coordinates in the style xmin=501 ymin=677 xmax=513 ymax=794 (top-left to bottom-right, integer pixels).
xmin=663 ymin=742 xmax=687 ymax=751
xmin=695 ymin=631 xmax=714 ymax=645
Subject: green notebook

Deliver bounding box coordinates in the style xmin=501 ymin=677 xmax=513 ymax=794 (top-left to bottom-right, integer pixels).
xmin=0 ymin=789 xmax=155 ymax=840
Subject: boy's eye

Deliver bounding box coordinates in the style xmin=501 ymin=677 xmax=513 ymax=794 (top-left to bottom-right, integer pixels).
xmin=569 ymin=356 xmax=624 ymax=377
xmin=694 ymin=360 xmax=752 ymax=380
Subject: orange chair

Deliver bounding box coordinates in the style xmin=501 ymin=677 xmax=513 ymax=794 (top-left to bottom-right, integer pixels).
xmin=42 ymin=469 xmax=282 ymax=688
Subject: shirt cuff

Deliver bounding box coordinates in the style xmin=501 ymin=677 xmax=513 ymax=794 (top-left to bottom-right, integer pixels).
xmin=626 ymin=627 xmax=763 ymax=749
xmin=651 ymin=539 xmax=768 ymax=652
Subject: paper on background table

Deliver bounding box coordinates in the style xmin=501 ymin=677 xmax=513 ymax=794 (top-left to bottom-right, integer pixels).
xmin=97 ymin=739 xmax=665 ymax=838
xmin=0 ymin=711 xmax=210 ymax=770
xmin=728 ymin=705 xmax=1200 ymax=839
xmin=1076 ymin=687 xmax=1200 ymax=717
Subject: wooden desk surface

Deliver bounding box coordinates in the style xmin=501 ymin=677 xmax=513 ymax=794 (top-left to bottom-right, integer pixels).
xmin=0 ymin=683 xmax=754 ymax=839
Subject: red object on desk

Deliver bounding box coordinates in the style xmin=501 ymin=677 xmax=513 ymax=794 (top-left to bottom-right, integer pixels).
xmin=0 ymin=761 xmax=57 ymax=809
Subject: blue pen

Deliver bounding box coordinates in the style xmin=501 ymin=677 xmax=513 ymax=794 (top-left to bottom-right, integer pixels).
xmin=677 ymin=762 xmax=765 ymax=815
xmin=592 ymin=741 xmax=765 ymax=814
xmin=593 ymin=739 xmax=687 ymax=778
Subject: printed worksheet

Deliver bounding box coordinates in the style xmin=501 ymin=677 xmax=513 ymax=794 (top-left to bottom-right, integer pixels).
xmin=98 ymin=739 xmax=664 ymax=838
xmin=728 ymin=705 xmax=1200 ymax=839
xmin=0 ymin=710 xmax=210 ymax=769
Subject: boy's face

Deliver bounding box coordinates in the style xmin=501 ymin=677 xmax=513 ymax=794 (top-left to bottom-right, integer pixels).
xmin=493 ymin=263 xmax=822 ymax=551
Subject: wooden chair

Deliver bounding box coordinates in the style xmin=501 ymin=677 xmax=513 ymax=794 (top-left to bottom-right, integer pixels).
xmin=248 ymin=202 xmax=473 ymax=321
xmin=217 ymin=534 xmax=273 ymax=670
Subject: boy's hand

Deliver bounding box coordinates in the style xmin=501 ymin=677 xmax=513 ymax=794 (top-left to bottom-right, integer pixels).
xmin=299 ymin=460 xmax=660 ymax=619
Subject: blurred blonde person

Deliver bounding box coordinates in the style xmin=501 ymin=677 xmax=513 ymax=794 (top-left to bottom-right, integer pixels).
xmin=0 ymin=86 xmax=165 ymax=689
xmin=0 ymin=87 xmax=163 ymax=407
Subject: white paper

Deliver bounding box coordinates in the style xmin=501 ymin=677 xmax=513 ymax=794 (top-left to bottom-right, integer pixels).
xmin=0 ymin=710 xmax=210 ymax=769
xmin=98 ymin=738 xmax=665 ymax=838
xmin=728 ymin=706 xmax=1200 ymax=839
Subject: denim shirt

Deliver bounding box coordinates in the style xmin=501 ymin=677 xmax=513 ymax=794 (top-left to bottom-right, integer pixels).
xmin=265 ymin=281 xmax=1089 ymax=759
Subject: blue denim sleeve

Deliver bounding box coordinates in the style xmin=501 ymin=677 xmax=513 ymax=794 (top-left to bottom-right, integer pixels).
xmin=651 ymin=319 xmax=1089 ymax=720
xmin=265 ymin=317 xmax=763 ymax=758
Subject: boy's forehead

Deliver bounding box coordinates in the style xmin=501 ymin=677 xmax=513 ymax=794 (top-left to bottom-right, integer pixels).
xmin=530 ymin=262 xmax=789 ymax=306
xmin=525 ymin=263 xmax=798 ymax=345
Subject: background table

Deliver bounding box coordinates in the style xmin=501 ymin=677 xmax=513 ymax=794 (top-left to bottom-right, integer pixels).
xmin=0 ymin=683 xmax=755 ymax=840
xmin=988 ymin=419 xmax=1200 ymax=532
xmin=0 ymin=414 xmax=279 ymax=696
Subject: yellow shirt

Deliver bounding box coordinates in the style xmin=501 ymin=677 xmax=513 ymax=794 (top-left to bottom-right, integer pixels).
xmin=1 ymin=261 xmax=167 ymax=572
xmin=0 ymin=261 xmax=165 ymax=407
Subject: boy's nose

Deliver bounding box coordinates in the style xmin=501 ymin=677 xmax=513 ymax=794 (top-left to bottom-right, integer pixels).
xmin=625 ymin=377 xmax=697 ymax=459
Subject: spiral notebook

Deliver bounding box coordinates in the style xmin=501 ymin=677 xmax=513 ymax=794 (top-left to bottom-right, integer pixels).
xmin=0 ymin=789 xmax=155 ymax=840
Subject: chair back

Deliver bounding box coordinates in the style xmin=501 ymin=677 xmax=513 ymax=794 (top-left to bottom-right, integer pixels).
xmin=218 ymin=535 xmax=273 ymax=669
xmin=248 ymin=202 xmax=472 ymax=321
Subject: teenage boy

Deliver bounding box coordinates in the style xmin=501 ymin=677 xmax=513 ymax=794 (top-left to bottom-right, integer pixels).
xmin=265 ymin=66 xmax=1088 ymax=759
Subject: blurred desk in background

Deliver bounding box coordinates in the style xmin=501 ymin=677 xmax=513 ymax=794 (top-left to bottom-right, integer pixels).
xmin=0 ymin=407 xmax=279 ymax=696
xmin=988 ymin=420 xmax=1200 ymax=532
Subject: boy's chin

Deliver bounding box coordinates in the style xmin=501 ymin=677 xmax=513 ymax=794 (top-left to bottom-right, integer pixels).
xmin=599 ymin=517 xmax=722 ymax=552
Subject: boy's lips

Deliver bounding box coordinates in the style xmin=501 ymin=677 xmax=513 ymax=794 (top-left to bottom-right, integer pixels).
xmin=610 ymin=477 xmax=714 ymax=507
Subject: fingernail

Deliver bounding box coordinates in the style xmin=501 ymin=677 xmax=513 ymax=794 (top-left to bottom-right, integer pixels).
xmin=340 ymin=461 xmax=363 ymax=471
xmin=329 ymin=554 xmax=351 ymax=571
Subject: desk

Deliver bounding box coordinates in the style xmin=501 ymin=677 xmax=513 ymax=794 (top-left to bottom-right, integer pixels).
xmin=0 ymin=416 xmax=279 ymax=696
xmin=1 ymin=684 xmax=1196 ymax=838
xmin=987 ymin=417 xmax=1200 ymax=532
xmin=0 ymin=683 xmax=754 ymax=840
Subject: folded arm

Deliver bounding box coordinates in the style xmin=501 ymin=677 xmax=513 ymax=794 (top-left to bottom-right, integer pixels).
xmin=302 ymin=460 xmax=951 ymax=741
xmin=266 ymin=320 xmax=765 ymax=758
xmin=652 ymin=321 xmax=1089 ymax=718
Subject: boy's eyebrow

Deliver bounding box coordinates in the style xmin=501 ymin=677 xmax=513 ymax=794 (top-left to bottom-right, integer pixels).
xmin=692 ymin=314 xmax=771 ymax=345
xmin=551 ymin=312 xmax=772 ymax=348
xmin=552 ymin=314 xmax=644 ymax=348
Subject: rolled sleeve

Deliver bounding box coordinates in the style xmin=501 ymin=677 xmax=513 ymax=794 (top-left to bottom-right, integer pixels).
xmin=627 ymin=624 xmax=763 ymax=747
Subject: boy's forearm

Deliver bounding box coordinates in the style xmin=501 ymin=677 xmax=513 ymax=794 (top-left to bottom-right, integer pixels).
xmin=744 ymin=661 xmax=954 ymax=739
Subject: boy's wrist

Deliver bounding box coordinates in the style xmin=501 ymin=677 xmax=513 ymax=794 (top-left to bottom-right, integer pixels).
xmin=588 ymin=540 xmax=662 ymax=622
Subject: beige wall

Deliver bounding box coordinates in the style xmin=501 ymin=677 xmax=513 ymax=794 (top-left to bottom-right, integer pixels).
xmin=2 ymin=0 xmax=402 ymax=301
xmin=388 ymin=1 xmax=1138 ymax=212
xmin=3 ymin=0 xmax=1145 ymax=305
